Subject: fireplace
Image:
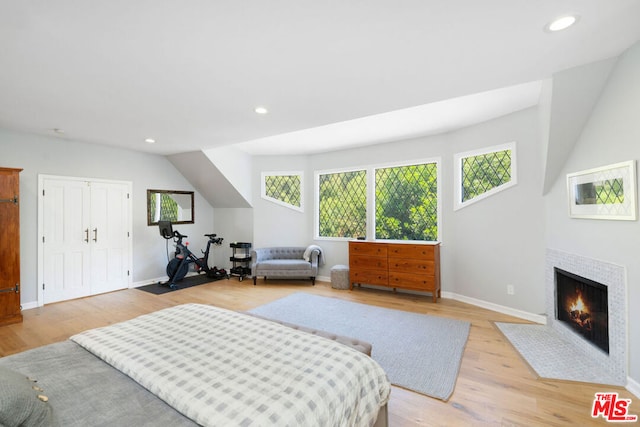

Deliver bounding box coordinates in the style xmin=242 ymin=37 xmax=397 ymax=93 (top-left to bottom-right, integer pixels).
xmin=555 ymin=267 xmax=609 ymax=354
xmin=547 ymin=249 xmax=627 ymax=385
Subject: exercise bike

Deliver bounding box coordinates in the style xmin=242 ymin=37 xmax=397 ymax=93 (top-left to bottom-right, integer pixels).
xmin=159 ymin=221 xmax=227 ymax=289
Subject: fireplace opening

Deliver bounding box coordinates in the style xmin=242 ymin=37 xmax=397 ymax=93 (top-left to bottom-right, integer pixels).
xmin=555 ymin=268 xmax=609 ymax=354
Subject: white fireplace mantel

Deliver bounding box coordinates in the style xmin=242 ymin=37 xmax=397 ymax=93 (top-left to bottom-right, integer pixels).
xmin=546 ymin=248 xmax=628 ymax=385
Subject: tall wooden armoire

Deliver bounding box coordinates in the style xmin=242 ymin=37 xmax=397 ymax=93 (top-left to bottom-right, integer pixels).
xmin=0 ymin=167 xmax=23 ymax=326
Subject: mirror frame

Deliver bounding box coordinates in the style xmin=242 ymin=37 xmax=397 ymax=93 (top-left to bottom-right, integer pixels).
xmin=147 ymin=189 xmax=195 ymax=226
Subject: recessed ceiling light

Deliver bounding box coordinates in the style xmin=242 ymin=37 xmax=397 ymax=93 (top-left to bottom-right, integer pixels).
xmin=51 ymin=128 xmax=65 ymax=134
xmin=546 ymin=15 xmax=578 ymax=32
xmin=254 ymin=106 xmax=268 ymax=115
xmin=145 ymin=138 xmax=156 ymax=144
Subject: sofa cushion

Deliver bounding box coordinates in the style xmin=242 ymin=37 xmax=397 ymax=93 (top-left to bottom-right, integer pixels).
xmin=260 ymin=247 xmax=306 ymax=260
xmin=259 ymin=259 xmax=311 ymax=270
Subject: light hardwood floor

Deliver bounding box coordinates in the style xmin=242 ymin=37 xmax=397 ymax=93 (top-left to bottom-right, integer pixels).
xmin=1 ymin=279 xmax=637 ymax=426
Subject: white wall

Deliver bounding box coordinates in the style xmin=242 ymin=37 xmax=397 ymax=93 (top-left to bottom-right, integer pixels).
xmin=0 ymin=129 xmax=214 ymax=305
xmin=244 ymin=107 xmax=545 ymax=305
xmin=545 ymin=41 xmax=640 ymax=384
xmin=448 ymin=108 xmax=546 ymax=313
xmin=210 ymin=155 xmax=312 ymax=273
xmin=1 ymin=100 xmax=546 ymax=319
xmin=251 ymin=155 xmax=313 ymax=249
xmin=211 ymin=208 xmax=254 ymax=270
xmin=203 ymin=145 xmax=253 ymax=204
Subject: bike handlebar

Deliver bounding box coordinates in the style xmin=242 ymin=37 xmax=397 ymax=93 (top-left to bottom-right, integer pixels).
xmin=173 ymin=230 xmax=187 ymax=239
xmin=172 ymin=231 xmax=222 ymax=245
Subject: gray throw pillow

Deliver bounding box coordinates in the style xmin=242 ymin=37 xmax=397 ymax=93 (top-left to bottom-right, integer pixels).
xmin=0 ymin=366 xmax=56 ymax=427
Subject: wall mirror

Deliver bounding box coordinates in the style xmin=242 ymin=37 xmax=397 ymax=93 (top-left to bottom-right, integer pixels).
xmin=147 ymin=189 xmax=194 ymax=225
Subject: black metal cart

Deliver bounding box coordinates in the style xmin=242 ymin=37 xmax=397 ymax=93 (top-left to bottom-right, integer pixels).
xmin=229 ymin=242 xmax=252 ymax=281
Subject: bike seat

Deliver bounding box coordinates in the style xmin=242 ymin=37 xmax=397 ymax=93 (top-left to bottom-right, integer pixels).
xmin=174 ymin=231 xmax=188 ymax=238
xmin=204 ymin=233 xmax=217 ymax=238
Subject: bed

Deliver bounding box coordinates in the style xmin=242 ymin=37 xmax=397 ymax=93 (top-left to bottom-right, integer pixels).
xmin=0 ymin=304 xmax=390 ymax=427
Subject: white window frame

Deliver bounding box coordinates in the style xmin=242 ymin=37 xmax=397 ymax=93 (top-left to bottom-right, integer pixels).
xmin=453 ymin=142 xmax=517 ymax=211
xmin=314 ymin=157 xmax=441 ymax=242
xmin=261 ymin=171 xmax=304 ymax=212
xmin=314 ymin=166 xmax=367 ymax=241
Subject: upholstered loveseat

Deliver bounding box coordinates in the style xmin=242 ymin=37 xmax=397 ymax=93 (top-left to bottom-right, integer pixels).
xmin=251 ymin=246 xmax=322 ymax=286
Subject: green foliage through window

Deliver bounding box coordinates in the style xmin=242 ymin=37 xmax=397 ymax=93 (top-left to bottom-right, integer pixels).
xmin=375 ymin=163 xmax=438 ymax=241
xmin=261 ymin=172 xmax=303 ymax=211
xmin=317 ymin=161 xmax=439 ymax=241
xmin=455 ymin=143 xmax=516 ymax=210
xmin=265 ymin=175 xmax=301 ymax=207
xmin=318 ymin=170 xmax=366 ymax=238
xmin=461 ymin=149 xmax=511 ymax=202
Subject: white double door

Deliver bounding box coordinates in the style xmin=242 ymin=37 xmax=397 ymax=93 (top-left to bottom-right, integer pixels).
xmin=39 ymin=176 xmax=131 ymax=305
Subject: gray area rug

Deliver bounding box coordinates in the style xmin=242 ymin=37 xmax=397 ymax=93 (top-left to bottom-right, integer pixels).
xmin=495 ymin=322 xmax=623 ymax=386
xmin=249 ymin=293 xmax=471 ymax=401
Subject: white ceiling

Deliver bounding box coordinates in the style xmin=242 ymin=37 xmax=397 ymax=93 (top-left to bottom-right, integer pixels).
xmin=1 ymin=1 xmax=639 ymax=156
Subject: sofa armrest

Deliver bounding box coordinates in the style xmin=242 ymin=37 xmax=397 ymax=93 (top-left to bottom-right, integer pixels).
xmin=309 ymin=249 xmax=320 ymax=271
xmin=250 ymin=249 xmax=262 ymax=276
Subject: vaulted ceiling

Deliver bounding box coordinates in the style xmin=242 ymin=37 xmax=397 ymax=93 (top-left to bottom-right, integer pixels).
xmin=1 ymin=1 xmax=639 ymax=157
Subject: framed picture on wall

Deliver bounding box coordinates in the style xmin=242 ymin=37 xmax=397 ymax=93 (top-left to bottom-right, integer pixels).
xmin=566 ymin=160 xmax=637 ymax=220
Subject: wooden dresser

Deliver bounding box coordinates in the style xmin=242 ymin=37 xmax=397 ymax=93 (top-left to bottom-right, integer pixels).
xmin=0 ymin=167 xmax=23 ymax=326
xmin=349 ymin=240 xmax=441 ymax=303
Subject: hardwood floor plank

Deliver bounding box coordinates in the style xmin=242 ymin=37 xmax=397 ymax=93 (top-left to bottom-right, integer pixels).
xmin=0 ymin=279 xmax=636 ymax=426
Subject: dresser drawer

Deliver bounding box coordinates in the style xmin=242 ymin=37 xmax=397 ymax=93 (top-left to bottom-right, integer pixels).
xmin=387 ymin=243 xmax=435 ymax=259
xmin=349 ymin=241 xmax=388 ymax=257
xmin=350 ymin=269 xmax=388 ymax=286
xmin=350 ymin=255 xmax=387 ymax=271
xmin=388 ymin=258 xmax=435 ymax=274
xmin=388 ymin=272 xmax=436 ymax=291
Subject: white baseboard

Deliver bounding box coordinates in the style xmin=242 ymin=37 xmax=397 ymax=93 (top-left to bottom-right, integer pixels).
xmin=342 ymin=284 xmax=545 ymax=324
xmin=21 ymin=301 xmax=39 ymax=311
xmin=442 ymin=291 xmax=547 ymax=324
xmin=130 ymin=276 xmax=169 ymax=288
xmin=20 ymin=275 xmax=174 ymax=310
xmin=627 ymin=376 xmax=640 ymax=398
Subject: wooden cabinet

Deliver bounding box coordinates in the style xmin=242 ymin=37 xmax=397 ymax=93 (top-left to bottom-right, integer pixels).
xmin=0 ymin=167 xmax=22 ymax=326
xmin=349 ymin=240 xmax=441 ymax=303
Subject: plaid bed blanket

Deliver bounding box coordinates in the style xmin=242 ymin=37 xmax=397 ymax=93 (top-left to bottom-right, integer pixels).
xmin=71 ymin=304 xmax=390 ymax=427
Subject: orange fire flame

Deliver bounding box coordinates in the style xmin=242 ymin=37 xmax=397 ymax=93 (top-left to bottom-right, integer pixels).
xmin=567 ymin=295 xmax=592 ymax=330
xmin=570 ymin=296 xmax=587 ymax=313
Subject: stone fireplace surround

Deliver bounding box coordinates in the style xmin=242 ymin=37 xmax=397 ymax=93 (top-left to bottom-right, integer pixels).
xmin=546 ymin=248 xmax=627 ymax=385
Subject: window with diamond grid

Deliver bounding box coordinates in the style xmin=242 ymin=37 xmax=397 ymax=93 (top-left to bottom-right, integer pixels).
xmin=375 ymin=162 xmax=438 ymax=241
xmin=317 ymin=170 xmax=366 ymax=238
xmin=316 ymin=160 xmax=439 ymax=241
xmin=454 ymin=142 xmax=517 ymax=210
xmin=261 ymin=172 xmax=303 ymax=211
